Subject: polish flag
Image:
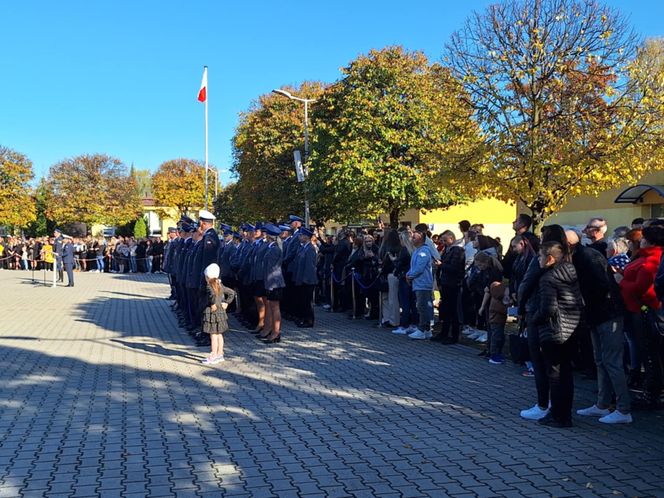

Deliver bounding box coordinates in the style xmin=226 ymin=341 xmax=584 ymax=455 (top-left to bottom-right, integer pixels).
xmin=197 ymin=67 xmax=207 ymax=103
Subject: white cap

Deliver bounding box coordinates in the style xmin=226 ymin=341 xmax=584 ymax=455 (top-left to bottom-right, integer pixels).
xmin=198 ymin=209 xmax=216 ymax=222
xmin=204 ymin=263 xmax=220 ymax=279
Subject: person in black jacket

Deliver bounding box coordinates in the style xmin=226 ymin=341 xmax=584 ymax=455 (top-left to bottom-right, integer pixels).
xmin=532 ymin=241 xmax=584 ymax=428
xmin=433 ymin=231 xmax=465 ymax=344
xmin=518 ymin=224 xmax=566 ymax=422
xmin=568 ymin=231 xmax=632 ymax=423
xmin=332 ymin=231 xmax=352 ymax=312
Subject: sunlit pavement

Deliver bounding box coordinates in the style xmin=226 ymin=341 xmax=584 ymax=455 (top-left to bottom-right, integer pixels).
xmin=1 ymin=269 xmax=663 ymax=497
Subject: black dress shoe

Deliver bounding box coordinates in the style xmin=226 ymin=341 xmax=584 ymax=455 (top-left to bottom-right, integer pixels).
xmin=430 ymin=334 xmax=447 ymax=343
xmin=440 ymin=337 xmax=458 ymax=345
xmin=297 ymin=322 xmax=314 ymax=328
xmin=538 ymin=413 xmax=573 ymax=428
xmin=262 ymin=336 xmax=281 ymax=343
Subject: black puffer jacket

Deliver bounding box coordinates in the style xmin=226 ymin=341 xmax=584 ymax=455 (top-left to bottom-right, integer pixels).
xmin=517 ymin=256 xmax=545 ymax=316
xmin=532 ymin=262 xmax=584 ymax=343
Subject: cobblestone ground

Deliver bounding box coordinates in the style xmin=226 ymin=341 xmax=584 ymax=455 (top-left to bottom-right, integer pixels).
xmin=1 ymin=270 xmax=663 ymax=498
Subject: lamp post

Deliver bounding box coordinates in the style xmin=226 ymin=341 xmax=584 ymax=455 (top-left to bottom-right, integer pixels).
xmin=272 ymin=88 xmax=316 ymax=227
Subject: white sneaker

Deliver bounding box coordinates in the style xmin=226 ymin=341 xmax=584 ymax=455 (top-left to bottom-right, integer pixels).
xmin=408 ymin=329 xmax=427 ymax=340
xmin=406 ymin=325 xmax=418 ymax=333
xmin=520 ymin=404 xmax=550 ymax=420
xmin=392 ymin=327 xmax=409 ymax=335
xmin=476 ymin=332 xmax=488 ymax=343
xmin=599 ymin=411 xmax=633 ymax=424
xmin=468 ymin=329 xmax=483 ymax=339
xmin=322 ymin=304 xmax=331 ymax=310
xmin=576 ymin=405 xmax=610 ymax=417
xmin=202 ymin=355 xmax=224 ymax=365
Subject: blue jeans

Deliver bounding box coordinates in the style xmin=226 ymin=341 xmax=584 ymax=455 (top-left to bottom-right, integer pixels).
xmin=130 ymin=255 xmax=137 ymax=273
xmin=398 ymin=278 xmax=418 ymax=328
xmin=488 ymin=322 xmax=506 ymax=356
xmin=415 ymin=290 xmax=433 ymax=333
xmin=96 ymin=256 xmax=104 ymax=272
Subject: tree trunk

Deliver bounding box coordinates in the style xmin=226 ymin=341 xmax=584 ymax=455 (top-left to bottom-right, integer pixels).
xmin=389 ymin=208 xmax=400 ymax=229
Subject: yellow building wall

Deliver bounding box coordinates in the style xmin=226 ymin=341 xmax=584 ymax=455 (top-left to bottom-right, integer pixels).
xmin=547 ymin=171 xmax=664 ymax=230
xmin=411 ymin=198 xmax=517 ymax=245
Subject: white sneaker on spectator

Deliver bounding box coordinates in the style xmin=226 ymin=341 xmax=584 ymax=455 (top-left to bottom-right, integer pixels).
xmin=520 ymin=404 xmax=549 ymax=420
xmin=468 ymin=329 xmax=483 ymax=339
xmin=476 ymin=332 xmax=488 ymax=343
xmin=408 ymin=329 xmax=427 ymax=340
xmin=406 ymin=325 xmax=418 ymax=333
xmin=576 ymin=405 xmax=610 ymax=417
xmin=392 ymin=327 xmax=409 ymax=335
xmin=599 ymin=411 xmax=632 ymax=424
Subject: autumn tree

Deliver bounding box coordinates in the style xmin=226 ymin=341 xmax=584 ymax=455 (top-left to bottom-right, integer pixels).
xmin=232 ymin=81 xmax=326 ymax=221
xmin=446 ymin=0 xmax=664 ymax=226
xmin=24 ymin=178 xmax=55 ymax=237
xmin=212 ymin=182 xmax=254 ymax=227
xmin=0 ymin=146 xmax=36 ymax=229
xmin=309 ymin=46 xmax=482 ymax=227
xmin=152 ymin=159 xmax=206 ymax=216
xmin=46 ymin=154 xmax=142 ymax=227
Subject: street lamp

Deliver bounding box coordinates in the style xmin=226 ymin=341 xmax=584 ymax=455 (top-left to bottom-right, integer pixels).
xmin=272 ymin=88 xmax=316 ymax=227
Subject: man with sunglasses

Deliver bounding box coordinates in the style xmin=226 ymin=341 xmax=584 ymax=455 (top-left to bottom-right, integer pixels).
xmin=583 ymin=218 xmax=608 ymax=257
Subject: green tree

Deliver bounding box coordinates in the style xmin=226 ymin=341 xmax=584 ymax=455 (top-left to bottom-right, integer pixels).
xmin=212 ymin=182 xmax=253 ymax=227
xmin=24 ymin=178 xmax=55 ymax=237
xmin=133 ymin=217 xmax=147 ymax=238
xmin=152 ymin=159 xmax=206 ymax=216
xmin=445 ymin=0 xmax=664 ymax=226
xmin=46 ymin=154 xmax=142 ymax=227
xmin=0 ymin=146 xmax=36 ymax=229
xmin=232 ymin=81 xmax=326 ymax=221
xmin=309 ymin=47 xmax=482 ymax=227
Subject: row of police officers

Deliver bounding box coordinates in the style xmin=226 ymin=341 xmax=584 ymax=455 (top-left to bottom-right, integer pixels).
xmin=163 ymin=211 xmax=318 ymax=346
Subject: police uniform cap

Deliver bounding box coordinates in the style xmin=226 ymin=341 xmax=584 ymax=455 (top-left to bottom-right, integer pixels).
xmin=263 ymin=223 xmax=282 ymax=237
xmin=167 ymin=227 xmax=178 ymax=233
xmin=198 ymin=210 xmax=216 ymax=222
xmin=232 ymin=231 xmax=241 ymax=238
xmin=288 ymin=215 xmax=304 ymax=223
xmin=300 ymin=227 xmax=314 ymax=238
xmin=242 ymin=223 xmax=256 ymax=232
xmin=181 ymin=223 xmax=196 ymax=233
xmin=179 ymin=215 xmax=195 ymax=224
xmin=223 ymin=228 xmax=233 ymax=236
xmin=278 ymin=224 xmax=293 ymax=232
xmin=219 ymin=223 xmax=232 ymax=231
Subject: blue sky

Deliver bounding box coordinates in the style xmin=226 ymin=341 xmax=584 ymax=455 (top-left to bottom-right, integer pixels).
xmin=2 ymin=1 xmax=662 ymax=184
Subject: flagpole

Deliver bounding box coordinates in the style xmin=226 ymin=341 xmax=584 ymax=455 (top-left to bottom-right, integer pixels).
xmin=204 ymin=65 xmax=209 ymax=211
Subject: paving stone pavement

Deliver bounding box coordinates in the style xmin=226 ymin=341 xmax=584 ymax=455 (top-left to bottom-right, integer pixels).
xmin=1 ymin=269 xmax=663 ymax=498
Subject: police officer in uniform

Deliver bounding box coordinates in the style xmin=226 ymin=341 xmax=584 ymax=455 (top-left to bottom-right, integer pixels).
xmin=293 ymin=227 xmax=318 ymax=327
xmin=260 ymin=223 xmax=286 ymax=343
xmin=62 ymin=235 xmax=75 ymax=287
xmin=53 ymin=228 xmax=65 ymax=282
xmin=162 ymin=227 xmax=179 ymax=300
xmin=218 ymin=226 xmax=238 ymax=312
xmin=249 ymin=223 xmax=269 ymax=333
xmin=282 ymin=215 xmax=304 ymax=319
xmin=176 ymin=223 xmax=195 ymax=330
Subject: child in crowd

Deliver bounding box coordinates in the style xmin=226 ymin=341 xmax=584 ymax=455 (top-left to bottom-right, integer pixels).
xmin=201 ymin=263 xmax=236 ymax=365
xmin=479 ymin=280 xmax=509 ymax=364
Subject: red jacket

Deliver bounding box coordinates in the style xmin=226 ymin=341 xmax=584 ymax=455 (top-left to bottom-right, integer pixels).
xmin=620 ymin=246 xmax=664 ymax=313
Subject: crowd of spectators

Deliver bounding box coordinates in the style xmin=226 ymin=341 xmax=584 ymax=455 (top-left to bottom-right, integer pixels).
xmin=310 ymin=214 xmax=664 ymax=427
xmin=0 ymin=235 xmax=165 ymax=274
